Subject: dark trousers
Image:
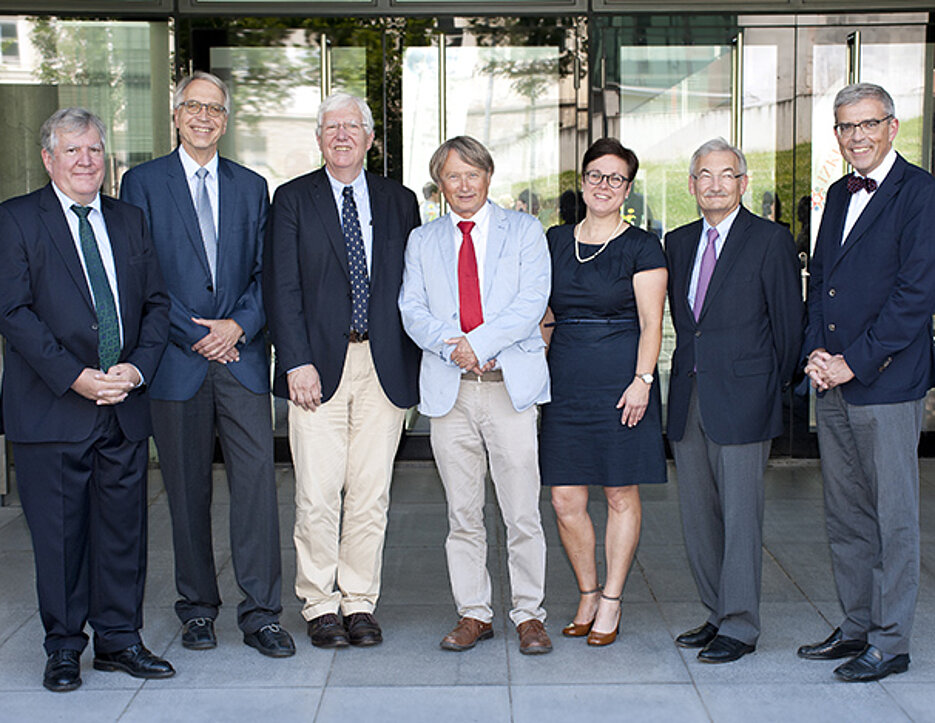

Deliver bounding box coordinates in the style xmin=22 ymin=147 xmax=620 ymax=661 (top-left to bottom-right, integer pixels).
xmin=671 ymin=382 xmax=770 ymax=645
xmin=14 ymin=406 xmax=148 ymax=655
xmin=151 ymin=362 xmax=281 ymax=633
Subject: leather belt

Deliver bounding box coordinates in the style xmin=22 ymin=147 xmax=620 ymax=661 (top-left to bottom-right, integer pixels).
xmin=348 ymin=330 xmax=369 ymax=343
xmin=461 ymin=369 xmax=504 ymax=382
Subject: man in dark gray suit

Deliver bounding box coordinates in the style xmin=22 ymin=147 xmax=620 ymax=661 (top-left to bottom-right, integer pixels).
xmin=665 ymin=138 xmax=803 ymax=663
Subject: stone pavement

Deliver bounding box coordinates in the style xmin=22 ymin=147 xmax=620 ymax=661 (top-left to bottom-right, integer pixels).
xmin=1 ymin=459 xmax=934 ymax=722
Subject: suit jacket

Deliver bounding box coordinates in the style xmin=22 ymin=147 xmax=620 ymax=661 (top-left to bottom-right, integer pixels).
xmin=120 ymin=149 xmax=269 ymax=400
xmin=0 ymin=184 xmax=170 ymax=443
xmin=804 ymin=154 xmax=935 ymax=406
xmin=399 ymin=202 xmax=551 ymax=417
xmin=666 ymin=205 xmax=803 ymax=445
xmin=263 ymin=167 xmax=420 ymax=408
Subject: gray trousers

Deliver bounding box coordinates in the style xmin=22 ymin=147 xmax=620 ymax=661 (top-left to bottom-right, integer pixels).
xmin=816 ymin=387 xmax=924 ymax=656
xmin=151 ymin=362 xmax=282 ymax=634
xmin=671 ymin=382 xmax=770 ymax=646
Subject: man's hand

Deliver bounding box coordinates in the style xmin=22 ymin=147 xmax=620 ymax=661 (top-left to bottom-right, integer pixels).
xmin=71 ymin=365 xmax=139 ymax=405
xmin=805 ymin=348 xmax=854 ymax=390
xmin=445 ymin=336 xmax=480 ymax=371
xmin=191 ymin=317 xmax=243 ymax=363
xmin=288 ymin=364 xmax=323 ymax=411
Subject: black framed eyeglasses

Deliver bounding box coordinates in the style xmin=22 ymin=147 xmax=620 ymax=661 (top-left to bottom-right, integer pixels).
xmin=178 ymin=100 xmax=228 ymax=118
xmin=583 ymin=170 xmax=630 ymax=188
xmin=833 ymin=115 xmax=893 ymax=138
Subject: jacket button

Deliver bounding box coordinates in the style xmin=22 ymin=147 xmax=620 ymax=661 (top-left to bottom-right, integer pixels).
xmin=828 ymin=323 xmax=836 ymax=332
xmin=694 ymin=330 xmax=702 ymax=338
xmin=91 ymin=323 xmax=98 ymax=331
xmin=206 ymin=284 xmax=214 ymax=293
xmin=829 ymin=288 xmax=836 ymax=297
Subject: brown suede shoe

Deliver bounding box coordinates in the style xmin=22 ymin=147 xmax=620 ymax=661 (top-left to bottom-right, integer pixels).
xmin=440 ymin=617 xmax=493 ymax=651
xmin=517 ymin=619 xmax=553 ymax=655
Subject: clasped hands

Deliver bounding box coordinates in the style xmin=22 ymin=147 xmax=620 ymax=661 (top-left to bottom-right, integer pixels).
xmin=71 ymin=363 xmax=140 ymax=405
xmin=805 ymin=348 xmax=855 ymax=391
xmin=445 ymin=336 xmax=495 ymax=375
xmin=191 ymin=317 xmax=243 ymax=363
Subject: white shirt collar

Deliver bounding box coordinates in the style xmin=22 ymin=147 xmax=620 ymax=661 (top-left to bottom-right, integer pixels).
xmin=325 ymin=166 xmax=366 ymax=196
xmin=51 ymin=181 xmax=101 ymax=215
xmin=860 ymin=148 xmax=898 ymax=186
xmin=450 ymin=199 xmax=491 ymax=230
xmin=178 ymin=145 xmax=219 ymax=178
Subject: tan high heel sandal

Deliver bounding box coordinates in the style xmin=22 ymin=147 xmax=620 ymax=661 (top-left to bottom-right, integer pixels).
xmin=586 ymin=593 xmax=622 ymax=646
xmin=562 ymin=588 xmax=601 ymax=638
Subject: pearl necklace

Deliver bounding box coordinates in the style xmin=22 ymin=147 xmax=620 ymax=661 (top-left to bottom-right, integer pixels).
xmin=574 ymin=217 xmax=625 ymax=263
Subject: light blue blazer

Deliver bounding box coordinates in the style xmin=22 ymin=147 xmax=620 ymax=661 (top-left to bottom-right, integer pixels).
xmin=399 ymin=201 xmax=551 ymax=417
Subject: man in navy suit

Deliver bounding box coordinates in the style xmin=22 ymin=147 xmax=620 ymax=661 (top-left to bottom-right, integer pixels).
xmin=665 ymin=138 xmax=802 ymax=664
xmin=121 ymin=72 xmax=294 ymax=658
xmin=263 ymin=92 xmax=420 ymax=648
xmin=0 ymin=108 xmax=172 ymax=691
xmin=798 ymin=83 xmax=935 ymax=682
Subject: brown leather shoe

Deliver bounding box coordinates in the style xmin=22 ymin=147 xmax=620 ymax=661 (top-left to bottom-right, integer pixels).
xmin=440 ymin=617 xmax=493 ymax=651
xmin=517 ymin=619 xmax=553 ymax=655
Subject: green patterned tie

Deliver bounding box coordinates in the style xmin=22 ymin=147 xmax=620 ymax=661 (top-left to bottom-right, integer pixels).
xmin=71 ymin=205 xmax=121 ymax=371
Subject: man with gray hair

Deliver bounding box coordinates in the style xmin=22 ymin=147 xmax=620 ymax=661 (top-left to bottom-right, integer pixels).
xmin=264 ymin=91 xmax=420 ymax=648
xmin=0 ymin=108 xmax=171 ymax=690
xmin=665 ymin=137 xmax=802 ymax=663
xmin=399 ymin=136 xmax=553 ymax=655
xmin=120 ymin=71 xmax=294 ymax=658
xmin=798 ymin=83 xmax=935 ymax=682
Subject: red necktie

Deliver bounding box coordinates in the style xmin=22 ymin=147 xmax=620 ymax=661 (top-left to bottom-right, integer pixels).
xmin=457 ymin=220 xmax=483 ymax=332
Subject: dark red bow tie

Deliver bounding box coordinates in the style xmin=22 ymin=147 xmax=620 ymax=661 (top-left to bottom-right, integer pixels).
xmin=846 ymin=174 xmax=878 ymax=194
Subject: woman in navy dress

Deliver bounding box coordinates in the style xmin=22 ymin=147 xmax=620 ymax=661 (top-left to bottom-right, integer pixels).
xmin=540 ymin=138 xmax=667 ymax=646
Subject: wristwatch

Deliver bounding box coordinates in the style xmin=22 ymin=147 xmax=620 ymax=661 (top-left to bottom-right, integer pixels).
xmin=636 ymin=373 xmax=653 ymax=385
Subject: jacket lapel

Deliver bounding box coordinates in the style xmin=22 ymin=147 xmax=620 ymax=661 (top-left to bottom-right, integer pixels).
xmin=38 ymin=184 xmax=95 ymax=313
xmin=482 ymin=202 xmax=507 ymax=301
xmin=100 ymin=195 xmax=132 ymax=330
xmin=216 ymin=157 xmax=236 ymax=283
xmin=309 ymin=169 xmax=350 ymax=283
xmin=676 ymin=219 xmax=701 ymax=323
xmin=366 ymin=172 xmax=383 ymax=281
xmin=696 ymin=206 xmax=749 ymax=322
xmin=167 ymin=150 xmax=212 ymax=279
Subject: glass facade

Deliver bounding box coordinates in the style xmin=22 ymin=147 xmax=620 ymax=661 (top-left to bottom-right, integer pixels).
xmin=1 ymin=10 xmax=933 ymax=461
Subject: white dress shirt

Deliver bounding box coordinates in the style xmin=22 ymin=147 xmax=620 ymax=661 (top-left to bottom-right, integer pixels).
xmin=687 ymin=203 xmax=741 ymax=309
xmin=842 ymin=148 xmax=897 ymax=243
xmin=178 ymin=145 xmax=220 ymax=233
xmin=326 ymin=167 xmax=373 ymax=275
xmin=450 ymin=200 xmax=492 ymax=300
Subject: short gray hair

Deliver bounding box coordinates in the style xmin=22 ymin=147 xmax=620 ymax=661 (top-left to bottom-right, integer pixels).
xmin=316 ymin=92 xmax=375 ymax=136
xmin=429 ymin=136 xmax=495 ymax=185
xmin=689 ymin=137 xmax=747 ymax=177
xmin=833 ymin=82 xmax=895 ymax=119
xmin=40 ymin=107 xmax=106 ymax=155
xmin=173 ymin=71 xmax=232 ymax=114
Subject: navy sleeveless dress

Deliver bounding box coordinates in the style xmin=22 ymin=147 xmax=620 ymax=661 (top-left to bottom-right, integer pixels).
xmin=539 ymin=224 xmax=667 ymax=487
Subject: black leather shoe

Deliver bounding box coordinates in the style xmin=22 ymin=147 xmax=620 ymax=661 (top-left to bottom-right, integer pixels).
xmin=797 ymin=627 xmax=865 ymax=660
xmin=244 ymin=623 xmax=296 ymax=658
xmin=308 ymin=613 xmax=350 ymax=649
xmin=181 ymin=617 xmax=217 ymax=650
xmin=345 ymin=612 xmax=383 ymax=647
xmin=93 ymin=644 xmax=175 ymax=679
xmin=675 ymin=622 xmax=718 ymax=649
xmin=43 ymin=649 xmax=81 ymax=692
xmin=698 ymin=635 xmax=755 ymax=663
xmin=834 ymin=645 xmax=909 ymax=682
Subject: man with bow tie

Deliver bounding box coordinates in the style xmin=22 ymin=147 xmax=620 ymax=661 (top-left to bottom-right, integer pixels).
xmin=799 ymin=83 xmax=935 ymax=682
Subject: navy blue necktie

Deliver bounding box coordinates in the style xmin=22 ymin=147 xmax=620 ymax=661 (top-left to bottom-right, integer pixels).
xmin=342 ymin=186 xmax=370 ymax=334
xmin=71 ymin=204 xmax=121 ymax=371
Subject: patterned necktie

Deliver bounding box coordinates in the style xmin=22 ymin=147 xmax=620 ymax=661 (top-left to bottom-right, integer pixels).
xmin=71 ymin=205 xmax=121 ymax=371
xmin=195 ymin=167 xmax=217 ymax=285
xmin=342 ymin=186 xmax=370 ymax=334
xmin=457 ymin=220 xmax=483 ymax=333
xmin=693 ymin=227 xmax=719 ymax=321
xmin=846 ymin=174 xmax=878 ymax=194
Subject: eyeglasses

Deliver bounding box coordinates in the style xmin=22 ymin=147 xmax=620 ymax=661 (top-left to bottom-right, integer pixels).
xmin=321 ymin=120 xmax=366 ymax=135
xmin=583 ymin=170 xmax=629 ymax=188
xmin=833 ymin=115 xmax=893 ymax=138
xmin=691 ymin=170 xmax=745 ymax=184
xmin=179 ymin=100 xmax=228 ymax=117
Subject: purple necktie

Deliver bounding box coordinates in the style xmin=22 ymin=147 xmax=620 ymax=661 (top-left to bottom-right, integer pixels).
xmin=693 ymin=227 xmax=718 ymax=321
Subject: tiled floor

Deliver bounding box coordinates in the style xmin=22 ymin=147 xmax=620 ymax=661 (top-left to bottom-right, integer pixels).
xmin=1 ymin=459 xmax=934 ymax=722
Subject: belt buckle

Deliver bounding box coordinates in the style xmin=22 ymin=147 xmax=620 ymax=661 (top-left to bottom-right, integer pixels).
xmin=348 ymin=330 xmax=368 ymax=343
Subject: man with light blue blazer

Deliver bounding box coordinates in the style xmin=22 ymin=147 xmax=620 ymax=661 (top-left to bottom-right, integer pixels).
xmin=399 ymin=136 xmax=553 ymax=655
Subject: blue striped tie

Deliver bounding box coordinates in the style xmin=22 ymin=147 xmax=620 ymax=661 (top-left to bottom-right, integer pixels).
xmin=71 ymin=204 xmax=120 ymax=371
